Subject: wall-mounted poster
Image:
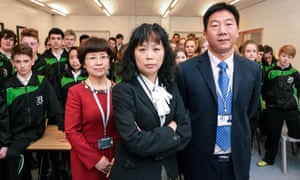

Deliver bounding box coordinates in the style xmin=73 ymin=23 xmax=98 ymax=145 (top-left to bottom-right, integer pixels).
xmin=0 ymin=23 xmax=4 ymax=31
xmin=16 ymin=25 xmax=26 ymax=44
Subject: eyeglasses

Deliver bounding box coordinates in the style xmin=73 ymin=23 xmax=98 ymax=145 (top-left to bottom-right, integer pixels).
xmin=86 ymin=55 xmax=110 ymax=61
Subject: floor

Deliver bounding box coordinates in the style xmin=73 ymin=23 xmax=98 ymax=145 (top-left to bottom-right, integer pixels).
xmin=250 ymin=138 xmax=300 ymax=180
xmin=30 ymin=142 xmax=300 ymax=180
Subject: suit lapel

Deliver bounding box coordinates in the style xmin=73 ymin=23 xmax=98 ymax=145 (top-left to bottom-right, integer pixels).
xmin=133 ymin=78 xmax=174 ymax=125
xmin=232 ymin=54 xmax=243 ymax=101
xmin=133 ymin=78 xmax=161 ymax=121
xmin=133 ymin=78 xmax=156 ymax=110
xmin=196 ymin=53 xmax=218 ymax=102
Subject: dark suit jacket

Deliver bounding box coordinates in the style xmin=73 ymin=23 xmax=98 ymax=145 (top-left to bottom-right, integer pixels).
xmin=176 ymin=52 xmax=261 ymax=180
xmin=110 ymin=78 xmax=191 ymax=180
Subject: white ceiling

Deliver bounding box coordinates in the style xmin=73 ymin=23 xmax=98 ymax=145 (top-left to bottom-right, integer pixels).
xmin=16 ymin=0 xmax=266 ymax=17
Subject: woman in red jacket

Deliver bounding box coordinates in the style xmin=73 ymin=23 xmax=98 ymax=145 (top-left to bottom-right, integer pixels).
xmin=65 ymin=37 xmax=118 ymax=180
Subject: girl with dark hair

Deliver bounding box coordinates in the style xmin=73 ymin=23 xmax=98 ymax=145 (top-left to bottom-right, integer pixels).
xmin=59 ymin=46 xmax=87 ymax=107
xmin=110 ymin=23 xmax=191 ymax=180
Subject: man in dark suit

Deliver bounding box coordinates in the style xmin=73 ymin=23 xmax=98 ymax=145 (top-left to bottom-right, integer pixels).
xmin=177 ymin=2 xmax=261 ymax=180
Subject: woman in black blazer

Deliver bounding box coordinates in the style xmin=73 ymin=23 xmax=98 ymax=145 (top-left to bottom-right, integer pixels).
xmin=110 ymin=23 xmax=191 ymax=180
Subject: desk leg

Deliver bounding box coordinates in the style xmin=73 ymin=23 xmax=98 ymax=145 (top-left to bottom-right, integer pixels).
xmin=38 ymin=153 xmax=44 ymax=180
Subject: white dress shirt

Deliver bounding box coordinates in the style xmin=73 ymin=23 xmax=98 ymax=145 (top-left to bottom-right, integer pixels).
xmin=208 ymin=50 xmax=234 ymax=154
xmin=17 ymin=72 xmax=32 ymax=86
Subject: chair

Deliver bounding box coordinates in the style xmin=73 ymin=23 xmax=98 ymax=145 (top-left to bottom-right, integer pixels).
xmin=281 ymin=135 xmax=300 ymax=174
xmin=255 ymin=128 xmax=263 ymax=155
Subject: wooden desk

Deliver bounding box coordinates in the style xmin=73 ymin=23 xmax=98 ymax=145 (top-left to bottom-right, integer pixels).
xmin=27 ymin=125 xmax=71 ymax=180
xmin=27 ymin=125 xmax=71 ymax=150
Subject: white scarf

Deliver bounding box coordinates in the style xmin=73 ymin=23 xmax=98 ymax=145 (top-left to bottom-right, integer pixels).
xmin=137 ymin=75 xmax=172 ymax=126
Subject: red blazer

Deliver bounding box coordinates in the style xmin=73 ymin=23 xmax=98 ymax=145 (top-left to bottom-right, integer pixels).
xmin=65 ymin=83 xmax=118 ymax=180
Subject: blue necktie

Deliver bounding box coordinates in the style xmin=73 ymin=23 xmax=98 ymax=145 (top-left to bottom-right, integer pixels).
xmin=216 ymin=62 xmax=231 ymax=151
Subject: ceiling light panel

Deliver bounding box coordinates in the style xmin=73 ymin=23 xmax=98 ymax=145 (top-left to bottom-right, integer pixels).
xmin=29 ymin=0 xmax=45 ymax=7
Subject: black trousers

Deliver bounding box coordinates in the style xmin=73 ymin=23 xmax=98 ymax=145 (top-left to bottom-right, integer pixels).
xmin=258 ymin=109 xmax=269 ymax=136
xmin=0 ymin=137 xmax=32 ymax=180
xmin=208 ymin=157 xmax=235 ymax=180
xmin=264 ymin=108 xmax=300 ymax=164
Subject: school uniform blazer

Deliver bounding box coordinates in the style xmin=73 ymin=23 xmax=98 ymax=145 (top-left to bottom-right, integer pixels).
xmin=110 ymin=78 xmax=191 ymax=180
xmin=176 ymin=52 xmax=262 ymax=180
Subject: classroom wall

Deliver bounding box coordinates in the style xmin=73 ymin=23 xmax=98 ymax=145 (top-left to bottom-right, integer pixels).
xmin=1 ymin=1 xmax=201 ymax=51
xmin=169 ymin=16 xmax=203 ymax=36
xmin=1 ymin=0 xmax=300 ymax=68
xmin=53 ymin=15 xmax=202 ymax=45
xmin=0 ymin=0 xmax=52 ymax=51
xmin=239 ymin=0 xmax=300 ymax=69
xmin=53 ymin=15 xmax=161 ymax=45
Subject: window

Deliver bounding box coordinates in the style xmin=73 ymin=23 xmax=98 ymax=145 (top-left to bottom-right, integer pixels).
xmin=237 ymin=28 xmax=263 ymax=47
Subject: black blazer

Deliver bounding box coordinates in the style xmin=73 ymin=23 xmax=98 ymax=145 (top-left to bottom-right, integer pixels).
xmin=176 ymin=52 xmax=261 ymax=180
xmin=111 ymin=78 xmax=191 ymax=180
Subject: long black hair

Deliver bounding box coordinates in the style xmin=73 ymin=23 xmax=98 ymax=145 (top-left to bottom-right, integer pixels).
xmin=117 ymin=23 xmax=175 ymax=88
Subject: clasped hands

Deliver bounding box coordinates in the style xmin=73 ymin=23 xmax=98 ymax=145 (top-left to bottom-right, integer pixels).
xmin=95 ymin=156 xmax=115 ymax=177
xmin=135 ymin=120 xmax=177 ymax=132
xmin=0 ymin=147 xmax=8 ymax=159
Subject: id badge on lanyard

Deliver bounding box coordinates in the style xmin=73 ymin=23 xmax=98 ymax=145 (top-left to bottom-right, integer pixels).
xmin=217 ymin=115 xmax=232 ymax=126
xmin=86 ymin=79 xmax=114 ymax=149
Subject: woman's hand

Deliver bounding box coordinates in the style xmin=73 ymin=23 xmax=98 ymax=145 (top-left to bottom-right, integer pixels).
xmin=0 ymin=147 xmax=8 ymax=159
xmin=168 ymin=120 xmax=177 ymax=132
xmin=95 ymin=156 xmax=114 ymax=174
xmin=106 ymin=158 xmax=115 ymax=178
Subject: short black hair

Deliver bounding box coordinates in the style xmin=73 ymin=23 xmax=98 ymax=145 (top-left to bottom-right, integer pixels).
xmin=117 ymin=23 xmax=175 ymax=88
xmin=44 ymin=36 xmax=50 ymax=46
xmin=48 ymin=27 xmax=64 ymax=38
xmin=203 ymin=2 xmax=240 ymax=30
xmin=258 ymin=44 xmax=264 ymax=52
xmin=173 ymin=33 xmax=180 ymax=37
xmin=0 ymin=29 xmax=17 ymax=44
xmin=263 ymin=45 xmax=273 ymax=54
xmin=108 ymin=37 xmax=116 ymax=42
xmin=79 ymin=34 xmax=90 ymax=43
xmin=78 ymin=37 xmax=113 ymax=65
xmin=116 ymin=33 xmax=124 ymax=39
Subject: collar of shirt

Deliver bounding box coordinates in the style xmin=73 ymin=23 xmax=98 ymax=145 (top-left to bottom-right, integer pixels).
xmin=137 ymin=74 xmax=171 ymax=126
xmin=139 ymin=74 xmax=158 ymax=92
xmin=208 ymin=51 xmax=234 ymax=155
xmin=52 ymin=49 xmax=63 ymax=60
xmin=0 ymin=49 xmax=11 ymax=60
xmin=117 ymin=44 xmax=122 ymax=50
xmin=277 ymin=62 xmax=290 ymax=70
xmin=16 ymin=71 xmax=32 ymax=86
xmin=72 ymin=70 xmax=81 ymax=81
xmin=208 ymin=50 xmax=234 ymax=92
